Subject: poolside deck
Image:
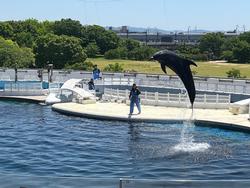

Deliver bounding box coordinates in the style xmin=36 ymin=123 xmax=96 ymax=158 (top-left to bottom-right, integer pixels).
xmin=52 ymin=102 xmax=250 ymax=131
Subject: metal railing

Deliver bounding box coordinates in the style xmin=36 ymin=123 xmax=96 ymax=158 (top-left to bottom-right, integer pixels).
xmin=0 ymin=82 xmax=62 ymax=96
xmin=1 ymin=175 xmax=250 ymax=188
xmin=1 ymin=82 xmax=44 ymax=96
xmin=103 ymin=88 xmax=231 ymax=109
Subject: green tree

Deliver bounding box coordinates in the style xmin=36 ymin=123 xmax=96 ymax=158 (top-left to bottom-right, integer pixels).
xmin=83 ymin=25 xmax=120 ymax=54
xmin=0 ymin=37 xmax=34 ymax=68
xmin=15 ymin=32 xmax=34 ymax=48
xmin=221 ymin=50 xmax=234 ymax=61
xmin=221 ymin=37 xmax=240 ymax=51
xmin=0 ymin=22 xmax=14 ymax=38
xmin=53 ymin=18 xmax=82 ymax=37
xmin=239 ymin=32 xmax=250 ymax=43
xmin=120 ymin=38 xmax=140 ymax=51
xmin=232 ymin=40 xmax=250 ymax=64
xmin=199 ymin=32 xmax=225 ymax=59
xmin=85 ymin=42 xmax=100 ymax=58
xmin=34 ymin=34 xmax=87 ymax=69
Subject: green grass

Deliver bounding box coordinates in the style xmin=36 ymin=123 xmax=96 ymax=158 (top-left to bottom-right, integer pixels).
xmin=88 ymin=57 xmax=250 ymax=78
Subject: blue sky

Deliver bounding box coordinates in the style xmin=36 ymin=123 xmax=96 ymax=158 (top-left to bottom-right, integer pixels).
xmin=0 ymin=0 xmax=249 ymax=31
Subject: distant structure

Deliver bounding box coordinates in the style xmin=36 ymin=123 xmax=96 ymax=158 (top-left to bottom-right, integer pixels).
xmin=108 ymin=26 xmax=240 ymax=49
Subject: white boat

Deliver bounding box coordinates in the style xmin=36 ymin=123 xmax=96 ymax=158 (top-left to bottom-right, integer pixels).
xmin=45 ymin=79 xmax=96 ymax=105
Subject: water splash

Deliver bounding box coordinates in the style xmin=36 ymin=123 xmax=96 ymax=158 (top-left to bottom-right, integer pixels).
xmin=173 ymin=91 xmax=210 ymax=153
xmin=173 ymin=120 xmax=210 ymax=153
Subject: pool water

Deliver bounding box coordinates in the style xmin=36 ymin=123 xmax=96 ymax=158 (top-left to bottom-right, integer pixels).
xmin=1 ymin=101 xmax=250 ymax=180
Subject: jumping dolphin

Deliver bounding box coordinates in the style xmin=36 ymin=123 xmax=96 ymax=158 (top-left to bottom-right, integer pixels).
xmin=151 ymin=50 xmax=197 ymax=107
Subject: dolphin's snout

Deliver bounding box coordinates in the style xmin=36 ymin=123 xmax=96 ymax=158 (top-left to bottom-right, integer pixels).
xmin=149 ymin=56 xmax=155 ymax=61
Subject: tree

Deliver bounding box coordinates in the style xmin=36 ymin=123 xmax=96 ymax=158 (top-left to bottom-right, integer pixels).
xmin=85 ymin=42 xmax=100 ymax=58
xmin=53 ymin=18 xmax=82 ymax=37
xmin=15 ymin=32 xmax=34 ymax=48
xmin=221 ymin=50 xmax=234 ymax=61
xmin=120 ymin=38 xmax=140 ymax=51
xmin=239 ymin=32 xmax=250 ymax=43
xmin=0 ymin=22 xmax=14 ymax=38
xmin=232 ymin=40 xmax=250 ymax=64
xmin=199 ymin=32 xmax=225 ymax=59
xmin=34 ymin=34 xmax=87 ymax=69
xmin=0 ymin=37 xmax=34 ymax=68
xmin=82 ymin=25 xmax=120 ymax=54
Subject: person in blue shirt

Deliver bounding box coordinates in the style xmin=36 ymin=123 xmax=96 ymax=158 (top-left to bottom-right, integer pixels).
xmin=92 ymin=64 xmax=101 ymax=80
xmin=129 ymin=83 xmax=141 ymax=115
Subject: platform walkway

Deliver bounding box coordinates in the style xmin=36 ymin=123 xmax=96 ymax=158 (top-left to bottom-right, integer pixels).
xmin=52 ymin=102 xmax=250 ymax=131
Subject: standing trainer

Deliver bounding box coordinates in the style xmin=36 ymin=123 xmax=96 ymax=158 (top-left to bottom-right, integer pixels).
xmin=129 ymin=83 xmax=141 ymax=115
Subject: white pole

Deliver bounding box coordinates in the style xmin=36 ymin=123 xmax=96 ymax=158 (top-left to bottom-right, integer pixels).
xmin=248 ymin=103 xmax=250 ymax=121
xmin=204 ymin=94 xmax=207 ymax=105
xmin=216 ymin=94 xmax=219 ymax=104
xmin=155 ymin=92 xmax=159 ymax=104
xmin=126 ymin=90 xmax=129 ymax=100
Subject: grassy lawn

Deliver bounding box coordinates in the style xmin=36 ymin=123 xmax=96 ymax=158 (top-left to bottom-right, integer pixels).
xmin=88 ymin=57 xmax=250 ymax=78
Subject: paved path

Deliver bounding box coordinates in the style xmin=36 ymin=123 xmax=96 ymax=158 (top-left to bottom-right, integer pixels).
xmin=52 ymin=102 xmax=250 ymax=131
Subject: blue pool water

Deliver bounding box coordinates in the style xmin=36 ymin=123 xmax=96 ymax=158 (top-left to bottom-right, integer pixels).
xmin=1 ymin=101 xmax=250 ymax=180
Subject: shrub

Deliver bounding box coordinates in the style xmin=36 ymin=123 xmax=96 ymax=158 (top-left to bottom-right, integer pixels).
xmin=64 ymin=61 xmax=93 ymax=70
xmin=226 ymin=68 xmax=245 ymax=78
xmin=104 ymin=47 xmax=128 ymax=59
xmin=128 ymin=46 xmax=157 ymax=61
xmin=103 ymin=63 xmax=123 ymax=72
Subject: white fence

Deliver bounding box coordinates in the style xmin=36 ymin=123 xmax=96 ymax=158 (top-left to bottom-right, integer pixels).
xmin=102 ymin=88 xmax=231 ymax=109
xmin=97 ymin=76 xmax=250 ymax=95
xmin=1 ymin=69 xmax=250 ymax=94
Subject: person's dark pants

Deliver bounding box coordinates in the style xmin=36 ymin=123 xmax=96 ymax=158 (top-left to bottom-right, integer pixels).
xmin=130 ymin=98 xmax=141 ymax=114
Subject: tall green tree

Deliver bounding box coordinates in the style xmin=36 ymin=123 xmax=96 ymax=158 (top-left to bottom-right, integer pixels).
xmin=53 ymin=18 xmax=82 ymax=37
xmin=85 ymin=42 xmax=100 ymax=58
xmin=0 ymin=37 xmax=34 ymax=68
xmin=239 ymin=32 xmax=250 ymax=43
xmin=233 ymin=40 xmax=250 ymax=64
xmin=199 ymin=32 xmax=225 ymax=59
xmin=0 ymin=22 xmax=14 ymax=38
xmin=83 ymin=25 xmax=120 ymax=54
xmin=34 ymin=34 xmax=87 ymax=69
xmin=120 ymin=38 xmax=140 ymax=51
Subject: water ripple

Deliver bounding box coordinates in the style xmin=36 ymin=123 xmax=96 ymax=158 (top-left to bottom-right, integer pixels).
xmin=0 ymin=101 xmax=250 ymax=179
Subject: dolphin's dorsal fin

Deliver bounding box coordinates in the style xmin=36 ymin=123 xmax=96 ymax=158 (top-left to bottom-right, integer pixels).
xmin=186 ymin=59 xmax=197 ymax=67
xmin=160 ymin=63 xmax=167 ymax=73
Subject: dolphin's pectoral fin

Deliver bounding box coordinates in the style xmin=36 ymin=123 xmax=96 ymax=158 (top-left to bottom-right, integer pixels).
xmin=160 ymin=63 xmax=167 ymax=73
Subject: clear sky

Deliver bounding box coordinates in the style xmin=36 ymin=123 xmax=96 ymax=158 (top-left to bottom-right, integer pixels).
xmin=0 ymin=0 xmax=249 ymax=31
